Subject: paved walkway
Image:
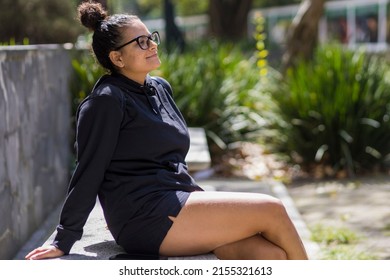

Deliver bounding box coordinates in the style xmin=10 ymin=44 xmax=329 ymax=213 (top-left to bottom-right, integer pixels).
xmin=288 ymin=175 xmax=390 ymax=260
xmin=14 ymin=178 xmax=320 ymax=260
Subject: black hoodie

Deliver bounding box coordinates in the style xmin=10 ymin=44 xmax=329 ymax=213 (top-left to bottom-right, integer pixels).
xmin=51 ymin=73 xmax=203 ymax=254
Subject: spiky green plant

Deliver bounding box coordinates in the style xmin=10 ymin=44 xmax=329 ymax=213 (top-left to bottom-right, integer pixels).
xmin=267 ymin=45 xmax=390 ymax=176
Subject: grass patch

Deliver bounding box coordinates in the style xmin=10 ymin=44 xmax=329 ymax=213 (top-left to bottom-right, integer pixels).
xmin=321 ymin=245 xmax=377 ymax=260
xmin=310 ymin=224 xmax=377 ymax=260
xmin=382 ymin=223 xmax=390 ymax=237
xmin=311 ymin=224 xmax=359 ymax=245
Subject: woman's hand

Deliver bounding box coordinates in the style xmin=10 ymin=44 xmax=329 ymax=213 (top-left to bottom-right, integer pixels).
xmin=25 ymin=245 xmax=65 ymax=260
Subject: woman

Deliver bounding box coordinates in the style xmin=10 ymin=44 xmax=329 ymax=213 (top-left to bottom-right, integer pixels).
xmin=26 ymin=1 xmax=308 ymax=260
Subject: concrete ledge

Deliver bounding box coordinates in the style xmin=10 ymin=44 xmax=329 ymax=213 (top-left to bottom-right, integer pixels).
xmin=37 ymin=199 xmax=218 ymax=260
xmin=186 ymin=128 xmax=211 ymax=172
xmin=42 ymin=200 xmax=125 ymax=260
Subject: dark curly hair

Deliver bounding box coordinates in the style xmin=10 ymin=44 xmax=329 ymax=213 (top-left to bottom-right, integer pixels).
xmin=77 ymin=1 xmax=140 ymax=72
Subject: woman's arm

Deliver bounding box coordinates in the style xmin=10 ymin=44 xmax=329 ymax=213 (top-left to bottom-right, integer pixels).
xmin=26 ymin=93 xmax=123 ymax=259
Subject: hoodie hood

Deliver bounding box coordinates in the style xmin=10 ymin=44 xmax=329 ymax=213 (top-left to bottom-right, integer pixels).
xmin=92 ymin=73 xmax=155 ymax=95
xmin=91 ymin=73 xmax=165 ymax=116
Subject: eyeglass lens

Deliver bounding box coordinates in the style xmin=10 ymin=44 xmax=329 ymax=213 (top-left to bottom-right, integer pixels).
xmin=139 ymin=32 xmax=160 ymax=50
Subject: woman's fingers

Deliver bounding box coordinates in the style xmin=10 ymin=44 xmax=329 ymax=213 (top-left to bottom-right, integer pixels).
xmin=25 ymin=245 xmax=64 ymax=260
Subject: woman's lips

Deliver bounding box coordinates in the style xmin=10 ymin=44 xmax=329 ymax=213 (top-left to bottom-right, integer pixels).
xmin=146 ymin=53 xmax=158 ymax=59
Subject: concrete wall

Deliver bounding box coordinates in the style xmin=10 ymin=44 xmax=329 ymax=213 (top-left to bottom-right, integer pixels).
xmin=0 ymin=45 xmax=71 ymax=259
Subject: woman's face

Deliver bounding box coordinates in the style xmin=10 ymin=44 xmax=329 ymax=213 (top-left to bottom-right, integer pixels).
xmin=113 ymin=20 xmax=161 ymax=83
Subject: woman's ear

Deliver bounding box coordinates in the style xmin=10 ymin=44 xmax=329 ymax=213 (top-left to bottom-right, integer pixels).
xmin=109 ymin=51 xmax=125 ymax=68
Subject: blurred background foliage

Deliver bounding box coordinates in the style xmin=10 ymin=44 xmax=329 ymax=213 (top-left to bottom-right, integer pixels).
xmin=0 ymin=0 xmax=301 ymax=44
xmin=3 ymin=0 xmax=390 ymax=178
xmin=115 ymin=0 xmax=301 ymax=18
xmin=0 ymin=0 xmax=82 ymax=44
xmin=264 ymin=45 xmax=390 ymax=177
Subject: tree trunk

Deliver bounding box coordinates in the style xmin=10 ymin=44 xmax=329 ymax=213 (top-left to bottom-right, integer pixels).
xmin=164 ymin=0 xmax=186 ymax=53
xmin=209 ymin=0 xmax=253 ymax=41
xmin=281 ymin=0 xmax=325 ymax=72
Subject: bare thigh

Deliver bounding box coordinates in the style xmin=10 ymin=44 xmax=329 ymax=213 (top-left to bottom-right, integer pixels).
xmin=159 ymin=191 xmax=285 ymax=257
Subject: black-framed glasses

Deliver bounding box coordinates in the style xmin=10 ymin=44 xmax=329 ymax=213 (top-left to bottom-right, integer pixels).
xmin=114 ymin=31 xmax=160 ymax=51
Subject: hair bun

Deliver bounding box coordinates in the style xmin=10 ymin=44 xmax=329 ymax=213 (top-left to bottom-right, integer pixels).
xmin=78 ymin=1 xmax=108 ymax=31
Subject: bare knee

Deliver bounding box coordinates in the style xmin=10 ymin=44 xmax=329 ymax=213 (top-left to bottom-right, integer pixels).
xmin=268 ymin=197 xmax=285 ymax=210
xmin=257 ymin=196 xmax=288 ymax=219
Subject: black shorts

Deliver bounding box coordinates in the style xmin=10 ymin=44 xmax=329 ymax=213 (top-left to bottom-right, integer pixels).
xmin=116 ymin=190 xmax=192 ymax=256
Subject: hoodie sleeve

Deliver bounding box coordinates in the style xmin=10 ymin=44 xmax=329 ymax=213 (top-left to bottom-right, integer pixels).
xmin=51 ymin=94 xmax=123 ymax=254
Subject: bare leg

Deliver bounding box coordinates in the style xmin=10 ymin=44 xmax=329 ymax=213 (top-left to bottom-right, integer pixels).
xmin=159 ymin=191 xmax=308 ymax=260
xmin=213 ymin=234 xmax=287 ymax=260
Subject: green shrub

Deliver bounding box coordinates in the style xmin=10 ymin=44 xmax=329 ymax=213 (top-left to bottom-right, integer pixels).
xmin=266 ymin=45 xmax=390 ymax=176
xmin=0 ymin=0 xmax=81 ymax=44
xmin=69 ymin=50 xmax=106 ymax=118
